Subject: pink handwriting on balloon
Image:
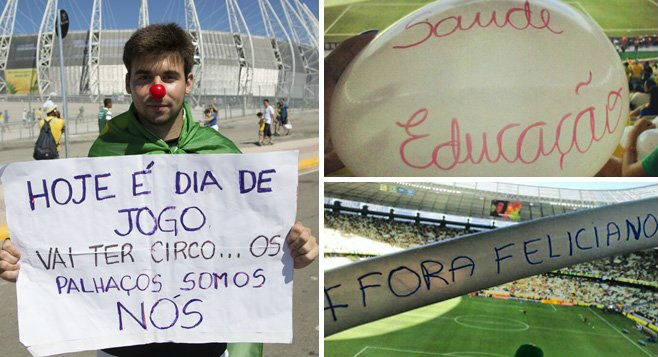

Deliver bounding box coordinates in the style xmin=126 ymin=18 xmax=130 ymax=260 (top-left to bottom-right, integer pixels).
xmin=393 ymin=0 xmax=563 ymax=49
xmin=395 ymin=75 xmax=624 ymax=171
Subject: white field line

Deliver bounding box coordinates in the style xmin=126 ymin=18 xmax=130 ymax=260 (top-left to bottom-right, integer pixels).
xmin=550 ymin=304 xmax=557 ymax=311
xmin=353 ymin=346 xmax=369 ymax=357
xmin=589 ymin=307 xmax=653 ymax=357
xmin=367 ymin=346 xmax=446 ymax=356
xmin=353 ymin=346 xmax=497 ymax=357
xmin=531 ymin=325 xmax=619 ymax=338
xmin=325 ymin=4 xmax=352 ymax=34
xmin=403 ymin=313 xmax=619 ymax=338
xmin=648 ymin=0 xmax=658 ymax=8
xmin=573 ymin=1 xmax=595 ymax=21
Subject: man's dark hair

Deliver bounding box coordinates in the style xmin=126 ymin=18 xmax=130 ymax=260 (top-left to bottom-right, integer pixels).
xmin=123 ymin=23 xmax=195 ymax=76
xmin=103 ymin=98 xmax=112 ymax=107
xmin=263 ymin=99 xmax=269 ymax=104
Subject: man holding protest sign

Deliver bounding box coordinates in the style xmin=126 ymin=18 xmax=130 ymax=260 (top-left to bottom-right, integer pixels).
xmin=0 ymin=23 xmax=317 ymax=357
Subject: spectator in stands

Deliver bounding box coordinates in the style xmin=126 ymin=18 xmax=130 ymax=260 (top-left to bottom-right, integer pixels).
xmin=631 ymin=85 xmax=658 ymax=118
xmin=629 ymin=60 xmax=644 ymax=92
xmin=643 ymin=61 xmax=654 ymax=82
xmin=324 ymin=211 xmax=472 ymax=248
xmin=630 ymin=78 xmax=655 ymax=110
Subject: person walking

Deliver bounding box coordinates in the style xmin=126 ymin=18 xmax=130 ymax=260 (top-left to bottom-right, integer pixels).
xmin=98 ymin=98 xmax=113 ymax=133
xmin=262 ymin=99 xmax=275 ymax=145
xmin=38 ymin=100 xmax=66 ymax=158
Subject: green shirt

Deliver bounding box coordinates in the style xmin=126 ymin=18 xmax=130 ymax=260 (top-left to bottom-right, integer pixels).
xmin=642 ymin=147 xmax=658 ymax=176
xmin=89 ymin=101 xmax=240 ymax=156
xmin=97 ymin=107 xmax=110 ymax=133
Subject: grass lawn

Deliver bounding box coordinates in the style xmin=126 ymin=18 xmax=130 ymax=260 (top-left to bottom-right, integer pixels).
xmin=325 ymin=295 xmax=658 ymax=357
xmin=325 ymin=0 xmax=658 ymax=43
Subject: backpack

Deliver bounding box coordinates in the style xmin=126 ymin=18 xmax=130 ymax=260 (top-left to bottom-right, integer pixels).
xmin=33 ymin=119 xmax=58 ymax=160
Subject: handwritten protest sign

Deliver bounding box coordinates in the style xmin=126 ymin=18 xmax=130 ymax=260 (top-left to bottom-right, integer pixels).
xmin=1 ymin=151 xmax=298 ymax=356
xmin=330 ymin=0 xmax=629 ymax=176
xmin=324 ymin=197 xmax=658 ymax=335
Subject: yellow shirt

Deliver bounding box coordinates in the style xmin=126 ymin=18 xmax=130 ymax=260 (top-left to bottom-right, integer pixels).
xmin=39 ymin=116 xmax=66 ymax=149
xmin=630 ymin=63 xmax=643 ymax=79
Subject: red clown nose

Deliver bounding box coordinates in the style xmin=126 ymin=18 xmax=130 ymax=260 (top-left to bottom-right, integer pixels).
xmin=149 ymin=84 xmax=166 ymax=99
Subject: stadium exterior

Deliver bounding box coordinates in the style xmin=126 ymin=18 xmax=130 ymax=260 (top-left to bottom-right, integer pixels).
xmin=5 ymin=30 xmax=317 ymax=106
xmin=325 ymin=182 xmax=658 ymax=223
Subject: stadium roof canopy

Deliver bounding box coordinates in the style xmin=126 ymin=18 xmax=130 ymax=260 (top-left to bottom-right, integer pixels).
xmin=324 ymin=182 xmax=658 ymax=223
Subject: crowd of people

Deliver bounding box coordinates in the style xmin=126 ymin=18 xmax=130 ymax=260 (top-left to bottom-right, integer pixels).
xmin=256 ymin=97 xmax=290 ymax=146
xmin=612 ymin=35 xmax=658 ymax=53
xmin=488 ymin=274 xmax=658 ymax=324
xmin=32 ymin=94 xmax=294 ymax=160
xmin=324 ymin=211 xmax=472 ymax=248
xmin=558 ymin=250 xmax=658 ymax=284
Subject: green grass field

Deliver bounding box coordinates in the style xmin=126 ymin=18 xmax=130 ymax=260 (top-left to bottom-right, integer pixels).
xmin=325 ymin=295 xmax=658 ymax=357
xmin=324 ymin=0 xmax=658 ymax=43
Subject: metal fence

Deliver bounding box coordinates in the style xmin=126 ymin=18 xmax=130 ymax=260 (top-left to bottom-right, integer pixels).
xmin=0 ymin=93 xmax=318 ymax=143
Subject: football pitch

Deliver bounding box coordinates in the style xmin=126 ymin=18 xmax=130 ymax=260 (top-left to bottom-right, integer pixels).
xmin=325 ymin=295 xmax=658 ymax=357
xmin=324 ymin=0 xmax=658 ymax=43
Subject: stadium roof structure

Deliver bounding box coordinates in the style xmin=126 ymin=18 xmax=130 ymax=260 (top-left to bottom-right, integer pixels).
xmin=324 ymin=182 xmax=658 ymax=223
xmin=0 ymin=0 xmax=318 ymax=101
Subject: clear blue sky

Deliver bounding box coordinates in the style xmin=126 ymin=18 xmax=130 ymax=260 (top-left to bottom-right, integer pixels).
xmin=11 ymin=0 xmax=318 ymax=37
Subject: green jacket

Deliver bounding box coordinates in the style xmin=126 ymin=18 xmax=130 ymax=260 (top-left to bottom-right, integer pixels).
xmin=89 ymin=101 xmax=240 ymax=156
xmin=88 ymin=101 xmax=262 ymax=357
xmin=642 ymin=147 xmax=658 ymax=176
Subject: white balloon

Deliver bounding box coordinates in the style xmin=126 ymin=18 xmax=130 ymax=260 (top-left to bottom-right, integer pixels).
xmin=637 ymin=129 xmax=658 ymax=160
xmin=331 ymin=0 xmax=629 ymax=176
xmin=620 ymin=126 xmax=633 ymax=149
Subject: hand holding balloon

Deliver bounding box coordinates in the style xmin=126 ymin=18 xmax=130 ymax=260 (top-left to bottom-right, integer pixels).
xmin=620 ymin=118 xmax=657 ymax=176
xmin=329 ymin=0 xmax=628 ymax=176
xmin=324 ymin=31 xmax=377 ymax=175
xmin=630 ymin=117 xmax=657 ymax=143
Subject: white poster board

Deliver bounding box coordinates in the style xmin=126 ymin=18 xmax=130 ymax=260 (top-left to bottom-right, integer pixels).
xmin=2 ymin=152 xmax=299 ymax=356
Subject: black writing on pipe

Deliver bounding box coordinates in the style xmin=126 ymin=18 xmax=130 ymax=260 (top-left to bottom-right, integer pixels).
xmin=493 ymin=213 xmax=658 ymax=275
